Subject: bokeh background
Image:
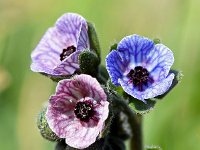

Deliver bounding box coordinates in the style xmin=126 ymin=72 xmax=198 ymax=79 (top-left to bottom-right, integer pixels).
xmin=0 ymin=0 xmax=200 ymax=149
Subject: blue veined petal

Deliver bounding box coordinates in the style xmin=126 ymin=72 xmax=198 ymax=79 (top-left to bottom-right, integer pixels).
xmin=117 ymin=34 xmax=154 ymax=66
xmin=106 ymin=50 xmax=126 ymax=86
xmin=145 ymin=44 xmax=174 ymax=81
xmin=119 ymin=73 xmax=174 ymax=102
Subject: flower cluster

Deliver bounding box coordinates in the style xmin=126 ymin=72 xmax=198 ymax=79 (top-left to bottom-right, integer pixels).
xmin=31 ymin=12 xmax=179 ymax=150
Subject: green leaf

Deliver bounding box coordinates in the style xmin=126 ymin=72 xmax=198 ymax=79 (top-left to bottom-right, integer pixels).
xmin=129 ymin=99 xmax=156 ymax=115
xmin=145 ymin=145 xmax=162 ymax=150
xmin=155 ymin=69 xmax=183 ymax=99
xmin=87 ymin=22 xmax=101 ymax=60
xmin=106 ymin=79 xmax=125 ymax=97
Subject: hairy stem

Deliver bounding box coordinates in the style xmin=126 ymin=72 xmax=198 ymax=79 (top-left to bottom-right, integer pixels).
xmin=130 ymin=115 xmax=143 ymax=150
xmin=110 ymin=92 xmax=143 ymax=150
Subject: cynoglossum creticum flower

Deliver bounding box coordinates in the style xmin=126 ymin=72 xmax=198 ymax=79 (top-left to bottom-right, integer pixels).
xmin=46 ymin=74 xmax=109 ymax=149
xmin=106 ymin=34 xmax=174 ymax=102
xmin=31 ymin=13 xmax=89 ymax=77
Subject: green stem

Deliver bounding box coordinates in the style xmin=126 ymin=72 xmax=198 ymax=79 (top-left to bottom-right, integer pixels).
xmin=110 ymin=92 xmax=143 ymax=150
xmin=130 ymin=115 xmax=143 ymax=150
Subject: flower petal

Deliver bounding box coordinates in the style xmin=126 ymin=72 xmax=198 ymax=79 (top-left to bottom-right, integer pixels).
xmin=65 ymin=121 xmax=105 ymax=149
xmin=106 ymin=50 xmax=125 ymax=86
xmin=30 ymin=13 xmax=88 ymax=75
xmin=53 ymin=51 xmax=81 ymax=75
xmin=30 ymin=28 xmax=64 ymax=74
xmin=117 ymin=34 xmax=154 ymax=66
xmin=73 ymin=74 xmax=107 ymax=101
xmin=119 ymin=73 xmax=174 ymax=101
xmin=77 ymin=22 xmax=90 ymax=51
xmin=145 ymin=44 xmax=174 ymax=81
xmin=65 ymin=100 xmax=109 ymax=149
xmin=56 ymin=13 xmax=89 ymax=51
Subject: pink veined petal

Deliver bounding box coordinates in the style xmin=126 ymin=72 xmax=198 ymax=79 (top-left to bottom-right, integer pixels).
xmin=46 ymin=74 xmax=109 ymax=149
xmin=65 ymin=121 xmax=105 ymax=149
xmin=55 ymin=74 xmax=107 ymax=102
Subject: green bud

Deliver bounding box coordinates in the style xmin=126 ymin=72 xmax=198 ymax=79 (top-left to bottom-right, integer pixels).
xmin=37 ymin=104 xmax=60 ymax=142
xmin=87 ymin=22 xmax=101 ymax=61
xmin=79 ymin=50 xmax=100 ymax=77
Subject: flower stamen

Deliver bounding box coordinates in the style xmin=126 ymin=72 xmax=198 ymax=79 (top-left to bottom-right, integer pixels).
xmin=127 ymin=66 xmax=150 ymax=91
xmin=60 ymin=45 xmax=76 ymax=61
xmin=74 ymin=101 xmax=94 ymax=122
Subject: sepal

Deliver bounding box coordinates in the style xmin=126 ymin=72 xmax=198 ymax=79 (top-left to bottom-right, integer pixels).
xmin=153 ymin=38 xmax=161 ymax=44
xmin=40 ymin=73 xmax=72 ymax=82
xmin=128 ymin=99 xmax=156 ymax=115
xmin=110 ymin=43 xmax=118 ymax=51
xmin=87 ymin=22 xmax=101 ymax=60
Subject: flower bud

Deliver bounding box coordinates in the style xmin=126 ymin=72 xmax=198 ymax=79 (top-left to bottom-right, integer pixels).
xmin=37 ymin=105 xmax=60 ymax=142
xmin=79 ymin=50 xmax=100 ymax=77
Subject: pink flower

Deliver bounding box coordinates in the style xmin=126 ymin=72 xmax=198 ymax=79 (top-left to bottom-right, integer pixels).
xmin=46 ymin=74 xmax=109 ymax=149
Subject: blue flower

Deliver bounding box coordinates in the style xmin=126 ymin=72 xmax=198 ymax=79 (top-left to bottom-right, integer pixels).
xmin=106 ymin=34 xmax=174 ymax=102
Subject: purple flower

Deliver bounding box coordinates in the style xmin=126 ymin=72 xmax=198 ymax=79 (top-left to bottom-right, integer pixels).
xmin=46 ymin=74 xmax=109 ymax=149
xmin=31 ymin=13 xmax=89 ymax=76
xmin=106 ymin=34 xmax=174 ymax=102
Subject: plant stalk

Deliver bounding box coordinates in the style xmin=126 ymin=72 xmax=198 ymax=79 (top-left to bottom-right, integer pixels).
xmin=110 ymin=92 xmax=143 ymax=150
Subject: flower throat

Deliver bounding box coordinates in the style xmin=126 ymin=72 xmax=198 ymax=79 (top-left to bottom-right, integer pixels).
xmin=127 ymin=66 xmax=151 ymax=90
xmin=74 ymin=101 xmax=94 ymax=122
xmin=60 ymin=45 xmax=76 ymax=61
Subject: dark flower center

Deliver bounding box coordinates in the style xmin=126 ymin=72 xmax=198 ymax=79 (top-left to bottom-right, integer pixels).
xmin=74 ymin=101 xmax=94 ymax=122
xmin=127 ymin=66 xmax=151 ymax=90
xmin=60 ymin=45 xmax=76 ymax=61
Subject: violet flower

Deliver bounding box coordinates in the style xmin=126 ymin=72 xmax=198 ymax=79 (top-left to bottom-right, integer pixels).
xmin=106 ymin=34 xmax=174 ymax=102
xmin=31 ymin=13 xmax=89 ymax=76
xmin=46 ymin=74 xmax=109 ymax=149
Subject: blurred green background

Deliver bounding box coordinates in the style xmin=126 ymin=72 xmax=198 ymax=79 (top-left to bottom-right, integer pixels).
xmin=0 ymin=0 xmax=200 ymax=149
